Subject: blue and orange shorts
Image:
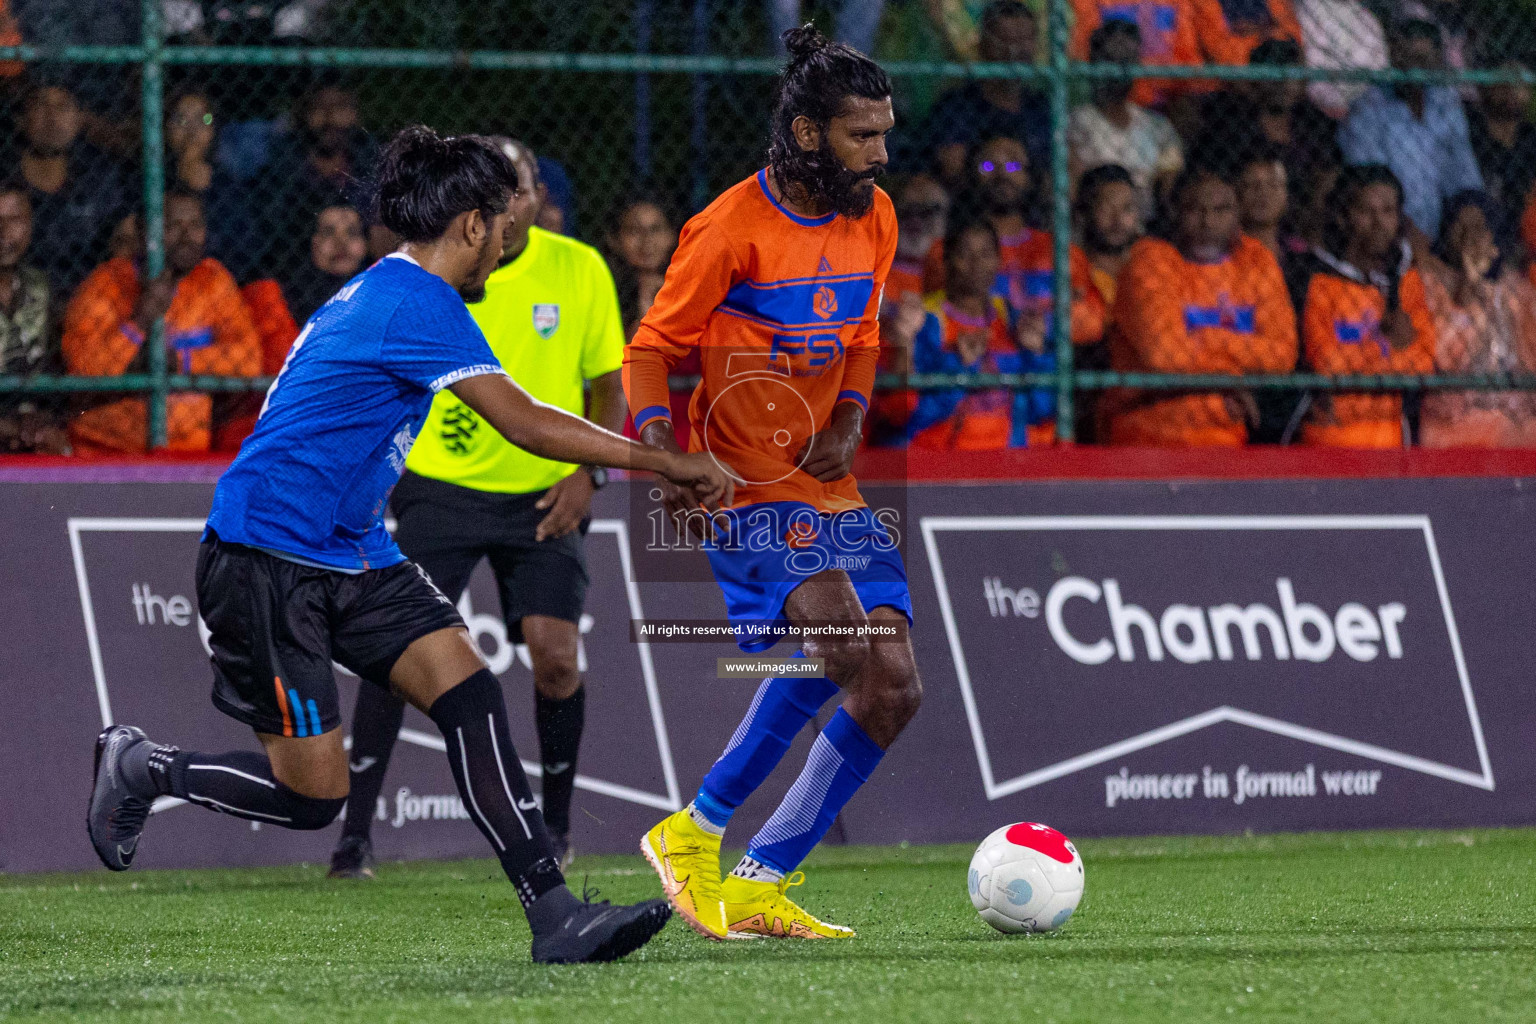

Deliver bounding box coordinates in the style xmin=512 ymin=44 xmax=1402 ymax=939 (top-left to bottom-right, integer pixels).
xmin=704 ymin=501 xmax=912 ymax=653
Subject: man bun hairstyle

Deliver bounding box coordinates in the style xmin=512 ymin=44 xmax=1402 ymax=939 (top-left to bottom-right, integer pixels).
xmin=374 ymin=125 xmax=520 ymax=243
xmin=767 ymin=24 xmax=892 ymax=183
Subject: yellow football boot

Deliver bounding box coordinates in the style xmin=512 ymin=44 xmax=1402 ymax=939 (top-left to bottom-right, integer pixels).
xmin=641 ymin=809 xmax=728 ymax=940
xmin=722 ymin=871 xmax=856 ymax=939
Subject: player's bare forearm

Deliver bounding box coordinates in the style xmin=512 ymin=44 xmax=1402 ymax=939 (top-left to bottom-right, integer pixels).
xmin=639 ymin=419 xmax=684 ymax=455
xmin=796 ymin=400 xmax=864 ymax=483
xmin=453 ymin=372 xmax=734 ymax=508
xmin=637 ymin=417 xmax=726 ymax=539
xmin=452 ymin=372 xmax=668 ymax=474
xmin=587 ymin=370 xmax=627 ymax=435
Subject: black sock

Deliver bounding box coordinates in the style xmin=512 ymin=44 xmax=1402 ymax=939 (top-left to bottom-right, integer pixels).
xmin=535 ymin=684 xmax=584 ymax=836
xmin=341 ymin=685 xmax=408 ymax=841
xmin=429 ymin=668 xmax=564 ymax=909
xmin=122 ymin=744 xmax=344 ymax=830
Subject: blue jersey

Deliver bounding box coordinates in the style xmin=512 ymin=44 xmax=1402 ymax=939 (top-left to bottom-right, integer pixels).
xmin=206 ymin=254 xmax=503 ymax=569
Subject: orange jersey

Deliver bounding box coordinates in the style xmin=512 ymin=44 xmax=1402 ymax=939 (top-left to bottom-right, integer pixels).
xmin=885 ymin=256 xmax=926 ymax=305
xmin=240 ymin=278 xmax=301 ymax=374
xmin=624 ymin=170 xmax=895 ymax=511
xmin=1419 ymin=267 xmax=1536 ymax=449
xmin=910 ymin=294 xmax=1018 ymax=450
xmin=1071 ymin=0 xmax=1206 ymax=108
xmin=0 ymin=0 xmax=22 ymax=77
xmin=1003 ymin=230 xmax=1107 ymax=345
xmin=213 ymin=279 xmax=302 ymax=452
xmin=1091 ymin=263 xmax=1120 ymax=312
xmin=63 ymin=256 xmax=261 ymax=453
xmin=1297 ymin=257 xmax=1434 ymax=448
xmin=870 ymin=257 xmax=925 ymax=442
xmin=1189 ymin=0 xmax=1301 ymax=66
xmin=922 ymin=230 xmax=1106 ymax=344
xmin=1108 ymin=235 xmax=1297 ymax=445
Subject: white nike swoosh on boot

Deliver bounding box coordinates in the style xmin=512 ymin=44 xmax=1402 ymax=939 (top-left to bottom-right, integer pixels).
xmin=517 ymin=798 xmax=539 ymax=810
xmin=543 ymin=762 xmax=571 ymax=775
xmin=577 ymin=907 xmax=622 ymax=937
xmin=349 ymin=757 xmax=378 ymax=773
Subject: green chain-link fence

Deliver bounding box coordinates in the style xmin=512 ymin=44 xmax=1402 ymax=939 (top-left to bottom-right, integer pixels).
xmin=3 ymin=0 xmax=1536 ymax=452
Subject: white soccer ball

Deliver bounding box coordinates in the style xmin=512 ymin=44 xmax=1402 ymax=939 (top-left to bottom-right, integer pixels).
xmin=967 ymin=822 xmax=1085 ymax=934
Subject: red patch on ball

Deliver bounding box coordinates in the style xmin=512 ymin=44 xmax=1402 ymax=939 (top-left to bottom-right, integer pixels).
xmin=1004 ymin=822 xmax=1074 ymax=863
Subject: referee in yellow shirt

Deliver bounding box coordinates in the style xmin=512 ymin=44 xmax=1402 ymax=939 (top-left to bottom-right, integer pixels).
xmin=329 ymin=139 xmax=626 ymax=877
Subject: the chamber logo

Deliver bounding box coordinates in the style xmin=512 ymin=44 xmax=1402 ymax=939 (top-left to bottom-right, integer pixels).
xmin=921 ymin=515 xmax=1493 ymax=800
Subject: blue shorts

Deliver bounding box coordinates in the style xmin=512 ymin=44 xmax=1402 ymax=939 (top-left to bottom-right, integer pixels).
xmin=704 ymin=501 xmax=913 ymax=653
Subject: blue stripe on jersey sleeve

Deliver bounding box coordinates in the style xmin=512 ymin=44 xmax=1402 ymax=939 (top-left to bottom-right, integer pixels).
xmin=633 ymin=404 xmax=673 ymax=431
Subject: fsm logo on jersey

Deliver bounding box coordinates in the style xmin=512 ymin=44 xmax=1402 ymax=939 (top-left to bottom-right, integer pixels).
xmin=920 ymin=515 xmax=1493 ymax=803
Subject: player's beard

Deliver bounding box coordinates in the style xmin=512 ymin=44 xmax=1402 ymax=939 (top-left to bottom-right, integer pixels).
xmin=458 ymin=233 xmax=500 ymax=303
xmin=1084 ymin=221 xmax=1134 ymax=259
xmin=784 ymin=142 xmax=884 ymax=219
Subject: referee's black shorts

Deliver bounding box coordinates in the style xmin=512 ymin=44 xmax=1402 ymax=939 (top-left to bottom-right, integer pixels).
xmin=196 ymin=532 xmax=463 ymax=738
xmin=390 ymin=470 xmax=591 ymax=644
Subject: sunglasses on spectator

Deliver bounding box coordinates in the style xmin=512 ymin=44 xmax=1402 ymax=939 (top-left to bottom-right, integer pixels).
xmin=978 ymin=160 xmax=1024 ymax=174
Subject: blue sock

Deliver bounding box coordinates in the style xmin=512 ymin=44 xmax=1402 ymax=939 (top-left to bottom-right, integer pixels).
xmin=692 ymin=657 xmax=839 ymax=830
xmin=741 ymin=707 xmax=885 ymax=877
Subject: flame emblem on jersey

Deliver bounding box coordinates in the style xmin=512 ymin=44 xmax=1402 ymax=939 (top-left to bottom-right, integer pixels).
xmin=785 ymin=520 xmax=820 ymax=550
xmin=812 ymin=285 xmax=838 ymax=320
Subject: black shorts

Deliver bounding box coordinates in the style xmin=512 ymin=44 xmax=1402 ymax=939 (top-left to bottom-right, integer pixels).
xmin=196 ymin=533 xmax=464 ymax=737
xmin=391 ymin=471 xmax=590 ymax=643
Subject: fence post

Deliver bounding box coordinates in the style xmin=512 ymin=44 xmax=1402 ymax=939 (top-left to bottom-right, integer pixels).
xmin=1046 ymin=0 xmax=1074 ymax=442
xmin=635 ymin=0 xmax=654 ymax=180
xmin=141 ymin=0 xmax=167 ymax=449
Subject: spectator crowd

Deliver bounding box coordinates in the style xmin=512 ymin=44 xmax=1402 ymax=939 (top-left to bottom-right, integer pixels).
xmin=3 ymin=0 xmax=1536 ymax=454
xmin=872 ymin=0 xmax=1536 ymax=450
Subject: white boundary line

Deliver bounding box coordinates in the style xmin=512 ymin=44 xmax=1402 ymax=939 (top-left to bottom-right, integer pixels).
xmin=919 ymin=513 xmax=1495 ymax=800
xmin=69 ymin=517 xmax=206 ymax=730
xmin=595 ymin=518 xmax=683 ymax=811
xmin=68 ymin=516 xmax=681 ymax=814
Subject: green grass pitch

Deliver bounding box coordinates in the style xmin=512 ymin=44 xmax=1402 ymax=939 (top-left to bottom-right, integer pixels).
xmin=4 ymin=829 xmax=1535 ymax=1023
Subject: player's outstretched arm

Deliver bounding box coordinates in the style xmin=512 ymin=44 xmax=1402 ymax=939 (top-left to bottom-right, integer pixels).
xmin=452 ymin=372 xmax=734 ymax=509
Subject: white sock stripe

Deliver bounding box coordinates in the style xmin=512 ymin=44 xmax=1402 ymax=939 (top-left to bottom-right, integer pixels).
xmin=487 ymin=713 xmax=533 ymax=840
xmin=456 ymin=726 xmax=505 ymax=852
xmin=720 ymin=678 xmax=774 ymax=758
xmin=751 ymin=732 xmax=845 ymax=850
xmin=186 ymin=763 xmax=278 ymax=789
xmin=729 ymin=854 xmax=783 ymax=884
xmin=187 ymin=794 xmax=293 ymax=823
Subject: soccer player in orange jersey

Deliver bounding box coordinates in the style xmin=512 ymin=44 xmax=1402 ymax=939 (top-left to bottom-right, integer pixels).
xmin=625 ymin=26 xmax=920 ymax=941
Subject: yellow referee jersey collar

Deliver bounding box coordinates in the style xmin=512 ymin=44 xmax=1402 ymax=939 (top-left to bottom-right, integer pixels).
xmin=487 ymin=224 xmax=551 ymax=285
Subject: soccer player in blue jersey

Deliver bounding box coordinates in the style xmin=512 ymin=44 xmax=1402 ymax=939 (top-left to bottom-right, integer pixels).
xmin=85 ymin=126 xmax=733 ymax=964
